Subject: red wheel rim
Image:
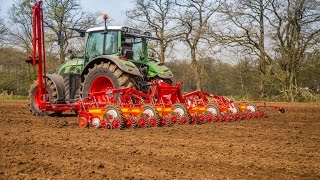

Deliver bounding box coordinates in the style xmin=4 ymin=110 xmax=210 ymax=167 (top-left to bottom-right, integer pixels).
xmin=89 ymin=75 xmax=114 ymax=102
xmin=242 ymin=113 xmax=247 ymax=120
xmin=249 ymin=113 xmax=254 ymax=119
xmin=33 ymin=88 xmax=49 ymax=109
xmin=254 ymin=112 xmax=260 ymax=119
xmin=236 ymin=113 xmax=241 ymax=120
xmin=223 ymin=116 xmax=228 ymax=122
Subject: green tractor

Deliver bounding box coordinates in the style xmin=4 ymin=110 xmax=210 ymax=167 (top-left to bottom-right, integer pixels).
xmin=29 ymin=25 xmax=173 ymax=115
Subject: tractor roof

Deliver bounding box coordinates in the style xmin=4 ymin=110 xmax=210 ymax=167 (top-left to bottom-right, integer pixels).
xmin=86 ymin=26 xmax=154 ymax=39
xmin=86 ymin=26 xmax=123 ymax=32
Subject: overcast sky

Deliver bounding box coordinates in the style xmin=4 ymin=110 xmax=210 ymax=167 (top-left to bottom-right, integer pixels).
xmin=0 ymin=0 xmax=133 ymax=24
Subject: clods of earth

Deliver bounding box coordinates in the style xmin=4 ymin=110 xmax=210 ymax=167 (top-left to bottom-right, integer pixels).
xmin=0 ymin=100 xmax=319 ymax=179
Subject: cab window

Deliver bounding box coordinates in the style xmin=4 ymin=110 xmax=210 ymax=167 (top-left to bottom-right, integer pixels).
xmin=105 ymin=31 xmax=118 ymax=54
xmin=86 ymin=31 xmax=118 ymax=59
xmin=122 ymin=37 xmax=143 ymax=61
xmin=86 ymin=31 xmax=104 ymax=59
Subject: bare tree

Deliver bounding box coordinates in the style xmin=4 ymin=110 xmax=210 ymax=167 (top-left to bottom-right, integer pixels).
xmin=8 ymin=1 xmax=34 ymax=51
xmin=217 ymin=0 xmax=319 ymax=101
xmin=43 ymin=0 xmax=100 ymax=63
xmin=0 ymin=8 xmax=7 ymax=45
xmin=218 ymin=0 xmax=276 ymax=98
xmin=268 ymin=0 xmax=320 ymax=101
xmin=126 ymin=0 xmax=178 ymax=64
xmin=8 ymin=0 xmax=100 ymax=63
xmin=175 ymin=0 xmax=221 ymax=89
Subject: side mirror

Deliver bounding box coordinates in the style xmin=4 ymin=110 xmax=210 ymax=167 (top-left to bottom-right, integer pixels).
xmin=79 ymin=32 xmax=85 ymax=37
xmin=69 ymin=28 xmax=86 ymax=37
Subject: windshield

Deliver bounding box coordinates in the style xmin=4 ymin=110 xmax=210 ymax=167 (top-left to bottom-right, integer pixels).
xmin=86 ymin=31 xmax=104 ymax=59
xmin=86 ymin=30 xmax=118 ymax=60
xmin=122 ymin=37 xmax=143 ymax=61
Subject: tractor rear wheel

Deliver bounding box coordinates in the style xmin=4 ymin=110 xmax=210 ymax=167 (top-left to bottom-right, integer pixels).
xmin=81 ymin=62 xmax=136 ymax=102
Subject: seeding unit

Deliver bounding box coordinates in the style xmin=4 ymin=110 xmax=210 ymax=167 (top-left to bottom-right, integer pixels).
xmin=75 ymin=80 xmax=285 ymax=129
xmin=27 ymin=1 xmax=285 ymax=129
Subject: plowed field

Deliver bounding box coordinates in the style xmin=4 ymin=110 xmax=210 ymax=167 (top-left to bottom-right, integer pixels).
xmin=0 ymin=100 xmax=319 ymax=179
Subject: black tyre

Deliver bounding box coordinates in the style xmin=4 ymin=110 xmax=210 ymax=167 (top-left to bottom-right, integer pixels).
xmin=63 ymin=75 xmax=70 ymax=103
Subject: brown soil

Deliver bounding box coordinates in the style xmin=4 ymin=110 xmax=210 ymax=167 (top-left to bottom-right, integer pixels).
xmin=0 ymin=100 xmax=319 ymax=179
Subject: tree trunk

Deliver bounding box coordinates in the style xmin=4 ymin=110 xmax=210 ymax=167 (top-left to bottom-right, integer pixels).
xmin=59 ymin=44 xmax=65 ymax=64
xmin=258 ymin=0 xmax=267 ymax=99
xmin=159 ymin=39 xmax=165 ymax=64
xmin=191 ymin=47 xmax=201 ymax=90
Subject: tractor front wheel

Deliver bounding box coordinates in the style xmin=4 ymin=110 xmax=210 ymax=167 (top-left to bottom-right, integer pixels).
xmin=28 ymin=79 xmax=60 ymax=116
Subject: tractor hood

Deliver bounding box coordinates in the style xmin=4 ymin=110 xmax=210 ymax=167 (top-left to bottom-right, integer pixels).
xmin=57 ymin=58 xmax=84 ymax=75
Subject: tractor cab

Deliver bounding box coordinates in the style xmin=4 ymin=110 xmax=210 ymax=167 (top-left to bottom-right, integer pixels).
xmin=84 ymin=26 xmax=149 ymax=62
xmin=82 ymin=26 xmax=173 ymax=81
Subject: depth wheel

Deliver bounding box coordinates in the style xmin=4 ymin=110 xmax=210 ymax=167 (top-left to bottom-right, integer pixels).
xmin=104 ymin=105 xmax=124 ymax=129
xmin=206 ymin=103 xmax=220 ymax=116
xmin=142 ymin=105 xmax=160 ymax=127
xmin=173 ymin=103 xmax=188 ymax=125
xmin=228 ymin=105 xmax=239 ymax=114
xmin=246 ymin=103 xmax=257 ymax=113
